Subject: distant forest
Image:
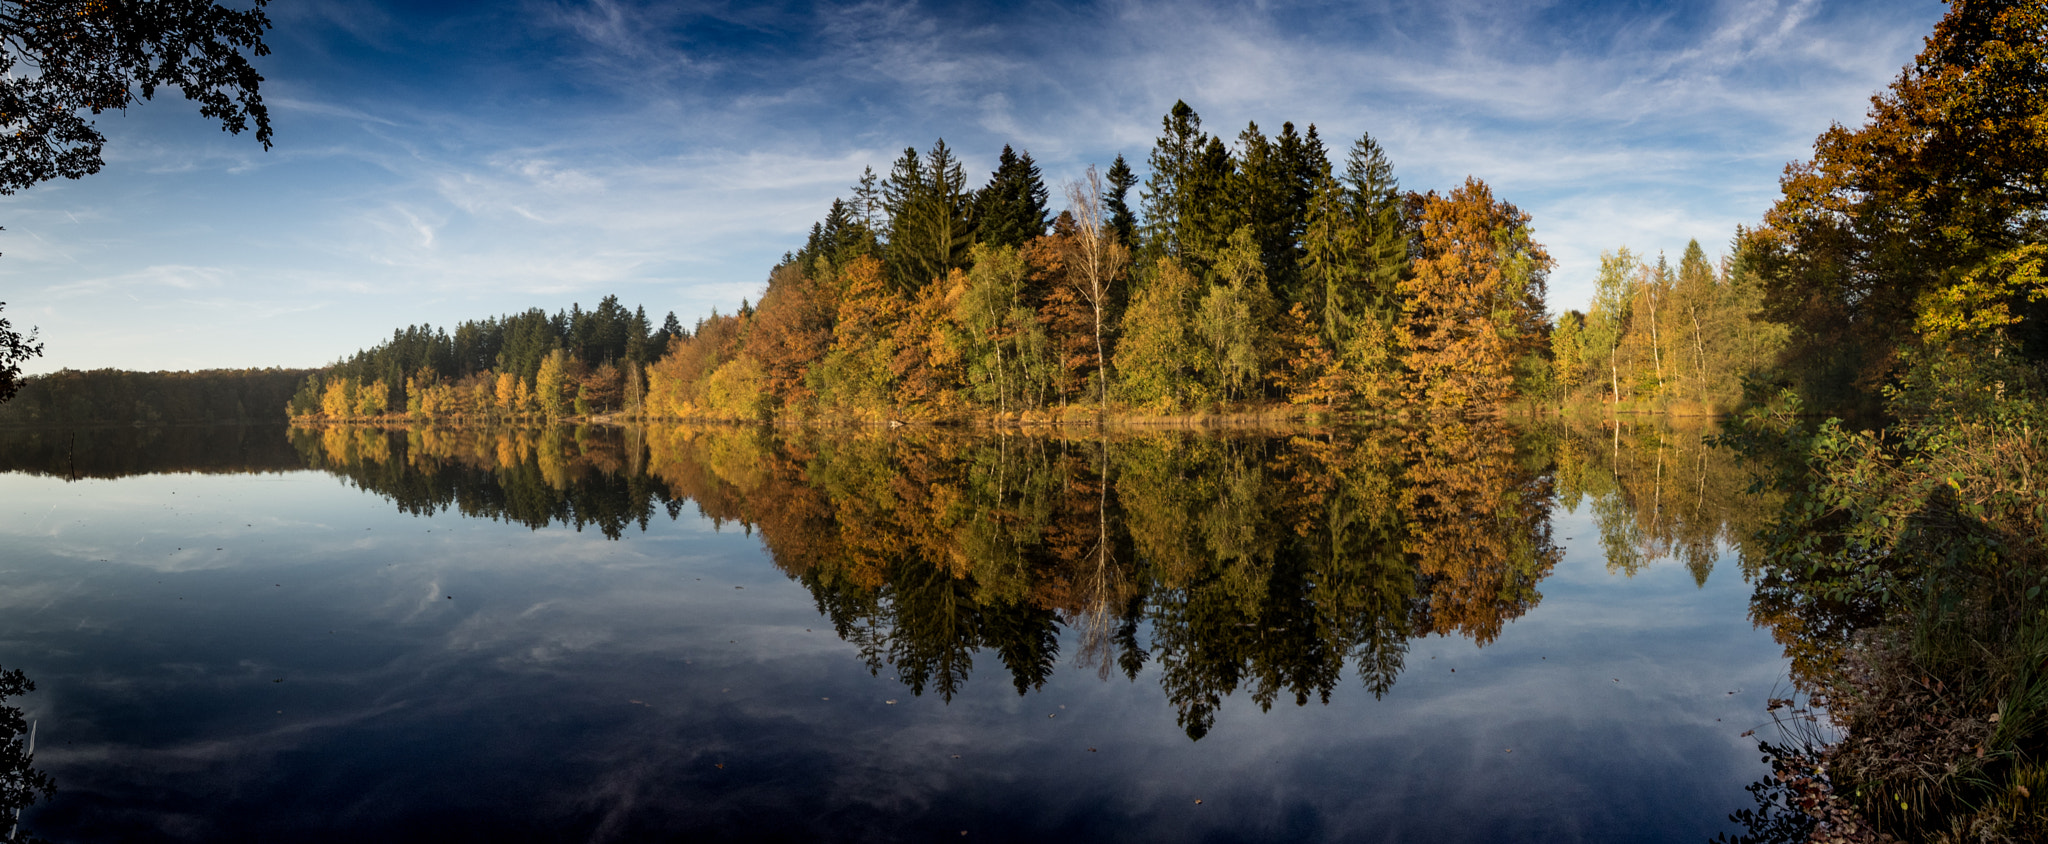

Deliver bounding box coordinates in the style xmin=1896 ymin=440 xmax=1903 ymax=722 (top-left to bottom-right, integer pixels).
xmin=0 ymin=368 xmax=310 ymax=427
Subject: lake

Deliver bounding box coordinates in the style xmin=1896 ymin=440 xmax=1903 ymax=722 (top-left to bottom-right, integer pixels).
xmin=0 ymin=421 xmax=1801 ymax=842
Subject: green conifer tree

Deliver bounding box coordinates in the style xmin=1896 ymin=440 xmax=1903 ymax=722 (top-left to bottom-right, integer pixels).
xmin=972 ymin=145 xmax=1050 ymax=249
xmin=1105 ymin=154 xmax=1139 ymax=248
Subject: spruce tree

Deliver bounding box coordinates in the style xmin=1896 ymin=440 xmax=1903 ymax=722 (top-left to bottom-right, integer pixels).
xmin=973 ymin=145 xmax=1051 ymax=249
xmin=1105 ymin=154 xmax=1139 ymax=247
xmin=1182 ymin=136 xmax=1238 ymax=274
xmin=883 ymin=140 xmax=975 ymax=290
xmin=1140 ymin=101 xmax=1207 ymax=264
xmin=1232 ymin=121 xmax=1296 ymax=296
xmin=852 ymin=166 xmax=882 ymax=232
xmin=1343 ymin=132 xmax=1406 ymax=312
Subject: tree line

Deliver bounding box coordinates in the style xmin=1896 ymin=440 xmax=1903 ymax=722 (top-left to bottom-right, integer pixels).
xmin=287 ymin=295 xmax=682 ymax=421
xmin=643 ymin=103 xmax=1549 ymax=421
xmin=294 ymin=101 xmax=1555 ymax=423
xmin=0 ymin=367 xmax=311 ymax=427
xmin=1548 ymin=239 xmax=1789 ymax=415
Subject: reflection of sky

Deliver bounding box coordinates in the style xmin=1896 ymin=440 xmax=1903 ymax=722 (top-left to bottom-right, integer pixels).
xmin=0 ymin=470 xmax=1791 ymax=842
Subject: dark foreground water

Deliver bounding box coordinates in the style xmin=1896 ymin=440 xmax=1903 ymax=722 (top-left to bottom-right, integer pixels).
xmin=0 ymin=422 xmax=1795 ymax=842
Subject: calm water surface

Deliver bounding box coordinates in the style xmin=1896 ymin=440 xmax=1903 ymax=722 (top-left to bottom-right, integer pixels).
xmin=0 ymin=422 xmax=1794 ymax=842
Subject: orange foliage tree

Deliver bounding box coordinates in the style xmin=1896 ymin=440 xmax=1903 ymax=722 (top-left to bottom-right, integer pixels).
xmin=1397 ymin=178 xmax=1552 ymax=411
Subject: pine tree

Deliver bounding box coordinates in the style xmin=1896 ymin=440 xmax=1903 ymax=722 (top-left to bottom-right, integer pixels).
xmin=852 ymin=166 xmax=882 ymax=232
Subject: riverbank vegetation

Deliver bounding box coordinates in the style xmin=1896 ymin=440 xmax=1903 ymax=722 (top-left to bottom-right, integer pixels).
xmin=1714 ymin=1 xmax=2048 ymax=840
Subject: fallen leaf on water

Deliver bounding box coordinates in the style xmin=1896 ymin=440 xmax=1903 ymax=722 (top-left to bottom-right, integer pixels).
xmin=1087 ymin=748 xmax=1097 ymax=752
xmin=1741 ymin=729 xmax=1756 ymax=737
xmin=886 ymin=700 xmax=897 ymax=705
xmin=714 ymin=763 xmax=724 ymax=769
xmin=1193 ymin=799 xmax=1202 ymax=805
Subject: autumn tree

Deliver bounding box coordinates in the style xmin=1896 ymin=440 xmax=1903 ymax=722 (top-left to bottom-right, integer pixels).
xmin=1195 ymin=227 xmax=1278 ymax=402
xmin=743 ymin=261 xmax=836 ymax=414
xmin=808 ymin=255 xmax=903 ymax=418
xmin=1397 ymin=178 xmax=1552 ymax=411
xmin=956 ymin=243 xmax=1053 ymax=413
xmin=1115 ymin=258 xmax=1206 ymax=410
xmin=1743 ymin=0 xmax=2048 ymax=404
xmin=534 ymin=348 xmax=574 ymax=419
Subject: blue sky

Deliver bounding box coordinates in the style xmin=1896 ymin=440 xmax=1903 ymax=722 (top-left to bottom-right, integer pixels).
xmin=2 ymin=0 xmax=1945 ymax=373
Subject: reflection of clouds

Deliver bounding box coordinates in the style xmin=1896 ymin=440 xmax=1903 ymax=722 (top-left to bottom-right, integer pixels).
xmin=5 ymin=445 xmax=1792 ymax=840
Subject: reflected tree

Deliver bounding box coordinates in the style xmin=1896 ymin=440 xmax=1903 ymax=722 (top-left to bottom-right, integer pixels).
xmin=0 ymin=667 xmax=51 ymax=844
xmin=283 ymin=421 xmax=1575 ymax=738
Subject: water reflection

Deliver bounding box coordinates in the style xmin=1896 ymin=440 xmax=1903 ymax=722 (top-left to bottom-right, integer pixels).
xmin=0 ymin=426 xmax=300 ymax=480
xmin=0 ymin=418 xmax=1803 ymax=841
xmin=0 ymin=666 xmax=52 ymax=844
xmin=1551 ymin=418 xmax=1782 ymax=583
xmin=288 ymin=422 xmax=1569 ymax=738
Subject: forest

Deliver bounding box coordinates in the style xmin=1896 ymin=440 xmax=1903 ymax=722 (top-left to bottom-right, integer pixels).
xmin=0 ymin=367 xmax=311 ymax=427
